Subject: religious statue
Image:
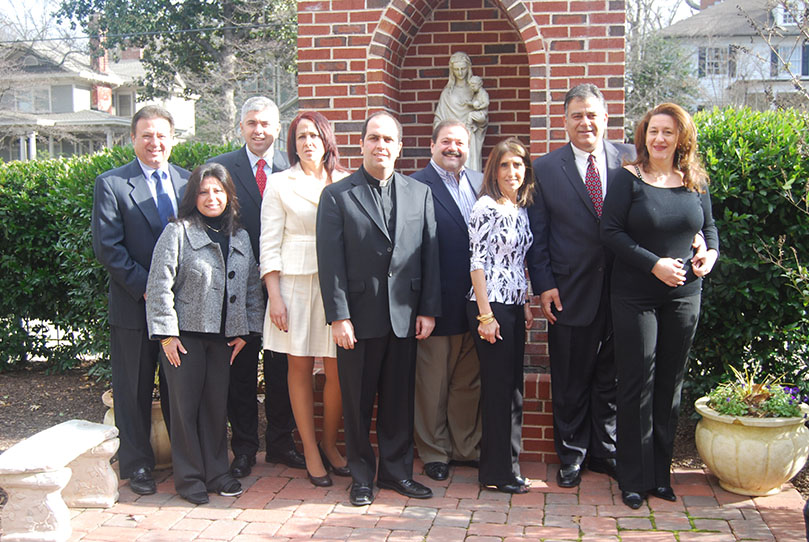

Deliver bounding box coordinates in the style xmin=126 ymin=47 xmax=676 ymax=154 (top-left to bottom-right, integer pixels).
xmin=433 ymin=52 xmax=489 ymax=171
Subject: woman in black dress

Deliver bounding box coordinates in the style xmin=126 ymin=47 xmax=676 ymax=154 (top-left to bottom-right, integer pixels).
xmin=600 ymin=103 xmax=718 ymax=509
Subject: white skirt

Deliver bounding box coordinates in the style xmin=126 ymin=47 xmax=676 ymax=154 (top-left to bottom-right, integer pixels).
xmin=263 ymin=272 xmax=336 ymax=358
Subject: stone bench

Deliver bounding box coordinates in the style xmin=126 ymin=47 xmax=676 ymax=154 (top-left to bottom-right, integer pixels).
xmin=0 ymin=419 xmax=119 ymax=542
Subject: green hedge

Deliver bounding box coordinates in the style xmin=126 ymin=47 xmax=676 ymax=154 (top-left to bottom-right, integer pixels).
xmin=0 ymin=141 xmax=237 ymax=377
xmin=691 ymin=107 xmax=809 ymax=394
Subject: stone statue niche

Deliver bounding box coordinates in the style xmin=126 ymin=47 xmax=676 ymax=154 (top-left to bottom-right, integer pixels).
xmin=433 ymin=51 xmax=490 ymax=172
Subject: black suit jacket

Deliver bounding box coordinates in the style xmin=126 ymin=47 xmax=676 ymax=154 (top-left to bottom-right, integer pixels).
xmin=527 ymin=141 xmax=634 ymax=327
xmin=410 ymin=165 xmax=483 ymax=336
xmin=92 ymin=159 xmax=190 ymax=329
xmin=316 ymin=168 xmax=441 ymax=340
xmin=208 ymin=146 xmax=289 ymax=260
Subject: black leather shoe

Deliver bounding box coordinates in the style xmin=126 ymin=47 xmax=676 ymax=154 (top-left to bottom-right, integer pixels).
xmin=515 ymin=474 xmax=530 ymax=487
xmin=556 ymin=464 xmax=581 ymax=488
xmin=349 ymin=482 xmax=374 ymax=506
xmin=588 ymin=457 xmax=617 ymax=479
xmin=129 ymin=466 xmax=157 ymax=495
xmin=622 ymin=490 xmax=644 ymax=509
xmin=424 ymin=462 xmax=449 ymax=481
xmin=265 ymin=447 xmax=306 ymax=469
xmin=318 ymin=443 xmax=351 ymax=477
xmin=377 ymin=478 xmax=433 ymax=499
xmin=183 ymin=491 xmax=209 ymax=505
xmin=308 ymin=470 xmax=333 ymax=487
xmin=649 ymin=486 xmax=677 ymax=502
xmin=230 ymin=454 xmax=256 ymax=478
xmin=495 ymin=482 xmax=529 ymax=494
xmin=218 ymin=480 xmax=243 ymax=497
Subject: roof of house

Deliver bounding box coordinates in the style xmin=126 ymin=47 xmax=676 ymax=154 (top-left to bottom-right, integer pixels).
xmin=0 ymin=109 xmax=131 ymax=129
xmin=659 ymin=0 xmax=772 ymax=38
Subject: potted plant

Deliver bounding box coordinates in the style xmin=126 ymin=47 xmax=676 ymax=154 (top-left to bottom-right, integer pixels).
xmin=101 ymin=378 xmax=171 ymax=469
xmin=695 ymin=366 xmax=809 ymax=496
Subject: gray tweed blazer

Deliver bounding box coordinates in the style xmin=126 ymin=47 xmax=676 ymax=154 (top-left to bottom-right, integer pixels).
xmin=146 ymin=219 xmax=264 ymax=339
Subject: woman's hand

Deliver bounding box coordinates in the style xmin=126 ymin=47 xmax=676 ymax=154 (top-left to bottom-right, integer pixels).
xmin=269 ymin=295 xmax=288 ymax=332
xmin=652 ymin=257 xmax=687 ymax=287
xmin=692 ymin=249 xmax=718 ymax=277
xmin=228 ymin=337 xmax=247 ymax=365
xmin=478 ymin=319 xmax=501 ymax=344
xmin=161 ymin=337 xmax=187 ymax=367
xmin=524 ymin=302 xmax=534 ymax=330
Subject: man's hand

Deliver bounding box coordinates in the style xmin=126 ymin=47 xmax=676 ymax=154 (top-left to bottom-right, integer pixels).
xmin=332 ymin=319 xmax=357 ymax=350
xmin=415 ymin=316 xmax=435 ymax=340
xmin=539 ymin=288 xmax=562 ymax=324
xmin=161 ymin=337 xmax=187 ymax=367
xmin=228 ymin=337 xmax=247 ymax=365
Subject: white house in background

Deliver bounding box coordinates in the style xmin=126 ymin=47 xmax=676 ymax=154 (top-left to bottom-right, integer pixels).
xmin=0 ymin=44 xmax=195 ymax=162
xmin=660 ymin=0 xmax=809 ymax=110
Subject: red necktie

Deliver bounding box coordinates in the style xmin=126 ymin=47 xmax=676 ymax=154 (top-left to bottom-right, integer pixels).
xmin=255 ymin=158 xmax=267 ymax=196
xmin=585 ymin=154 xmax=603 ymax=216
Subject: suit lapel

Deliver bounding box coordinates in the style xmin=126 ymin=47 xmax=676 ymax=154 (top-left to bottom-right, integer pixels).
xmin=234 ymin=147 xmax=262 ymax=210
xmin=348 ymin=171 xmax=390 ymax=242
xmin=126 ymin=161 xmax=164 ymax=238
xmin=393 ymin=172 xmax=411 ymax=245
xmin=424 ymin=166 xmax=467 ymax=232
xmin=560 ymin=143 xmax=599 ymax=220
xmin=604 ymin=140 xmax=623 ymax=189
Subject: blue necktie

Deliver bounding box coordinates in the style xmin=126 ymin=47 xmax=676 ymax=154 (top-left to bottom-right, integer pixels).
xmin=153 ymin=171 xmax=173 ymax=227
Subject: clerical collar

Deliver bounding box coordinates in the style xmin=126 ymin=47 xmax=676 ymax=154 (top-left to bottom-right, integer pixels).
xmin=361 ymin=165 xmax=394 ymax=187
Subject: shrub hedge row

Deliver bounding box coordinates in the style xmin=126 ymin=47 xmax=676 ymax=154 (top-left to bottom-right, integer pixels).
xmin=1 ymin=109 xmax=807 ymax=393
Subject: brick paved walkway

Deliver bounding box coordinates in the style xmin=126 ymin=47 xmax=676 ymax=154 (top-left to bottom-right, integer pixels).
xmin=67 ymin=459 xmax=807 ymax=541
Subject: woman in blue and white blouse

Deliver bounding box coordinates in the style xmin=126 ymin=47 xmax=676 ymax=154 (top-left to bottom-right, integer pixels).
xmin=467 ymin=137 xmax=535 ymax=494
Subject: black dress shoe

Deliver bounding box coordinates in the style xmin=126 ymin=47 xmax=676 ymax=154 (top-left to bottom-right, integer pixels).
xmin=621 ymin=490 xmax=644 ymax=509
xmin=556 ymin=464 xmax=581 ymax=488
xmin=588 ymin=457 xmax=617 ymax=479
xmin=494 ymin=482 xmax=529 ymax=494
xmin=230 ymin=454 xmax=256 ymax=478
xmin=515 ymin=474 xmax=530 ymax=487
xmin=183 ymin=491 xmax=209 ymax=505
xmin=218 ymin=480 xmax=243 ymax=497
xmin=129 ymin=466 xmax=157 ymax=495
xmin=349 ymin=482 xmax=374 ymax=506
xmin=377 ymin=478 xmax=433 ymax=499
xmin=265 ymin=447 xmax=306 ymax=469
xmin=318 ymin=443 xmax=351 ymax=477
xmin=649 ymin=486 xmax=677 ymax=502
xmin=308 ymin=470 xmax=333 ymax=487
xmin=424 ymin=462 xmax=449 ymax=481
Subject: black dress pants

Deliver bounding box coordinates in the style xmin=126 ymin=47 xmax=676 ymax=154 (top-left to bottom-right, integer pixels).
xmin=611 ymin=292 xmax=701 ymax=493
xmin=110 ymin=325 xmax=170 ymax=479
xmin=336 ymin=332 xmax=417 ymax=485
xmin=548 ymin=282 xmax=617 ymax=466
xmin=468 ymin=302 xmax=525 ymax=486
xmin=161 ymin=333 xmax=234 ymax=497
xmin=262 ymin=350 xmax=296 ymax=453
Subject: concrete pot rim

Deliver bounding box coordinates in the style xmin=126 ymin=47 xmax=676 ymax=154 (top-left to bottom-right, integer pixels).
xmin=694 ymin=396 xmax=809 ymax=427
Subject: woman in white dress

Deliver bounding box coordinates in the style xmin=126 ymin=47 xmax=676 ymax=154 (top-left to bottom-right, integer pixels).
xmin=260 ymin=111 xmax=350 ymax=486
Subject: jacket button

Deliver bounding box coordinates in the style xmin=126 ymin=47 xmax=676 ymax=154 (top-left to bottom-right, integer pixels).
xmin=386 ymin=247 xmax=392 ymax=253
xmin=388 ymin=272 xmax=393 ymax=277
xmin=229 ymin=295 xmax=236 ymax=303
xmin=228 ymin=271 xmax=235 ymax=279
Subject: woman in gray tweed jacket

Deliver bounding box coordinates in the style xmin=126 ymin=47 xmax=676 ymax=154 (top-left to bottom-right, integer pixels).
xmin=146 ymin=162 xmax=264 ymax=505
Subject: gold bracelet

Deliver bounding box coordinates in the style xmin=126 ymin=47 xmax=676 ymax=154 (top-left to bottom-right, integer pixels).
xmin=478 ymin=315 xmax=495 ymax=325
xmin=160 ymin=337 xmax=173 ymax=346
xmin=476 ymin=312 xmax=494 ymax=322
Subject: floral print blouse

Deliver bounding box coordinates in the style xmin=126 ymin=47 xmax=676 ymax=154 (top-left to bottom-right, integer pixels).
xmin=467 ymin=195 xmax=533 ymax=305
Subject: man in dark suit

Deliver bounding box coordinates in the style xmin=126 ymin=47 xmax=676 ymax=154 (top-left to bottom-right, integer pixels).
xmin=410 ymin=119 xmax=483 ymax=482
xmin=527 ymin=84 xmax=634 ymax=488
xmin=92 ymin=105 xmax=190 ymax=495
xmin=208 ymin=96 xmax=303 ymax=478
xmin=316 ymin=111 xmax=441 ymax=506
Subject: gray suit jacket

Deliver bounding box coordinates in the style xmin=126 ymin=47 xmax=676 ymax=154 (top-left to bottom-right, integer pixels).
xmin=527 ymin=140 xmax=635 ymax=327
xmin=145 ymin=219 xmax=264 ymax=338
xmin=91 ymin=159 xmax=190 ymax=329
xmin=316 ymin=168 xmax=441 ymax=339
xmin=208 ymin=146 xmax=289 ymax=261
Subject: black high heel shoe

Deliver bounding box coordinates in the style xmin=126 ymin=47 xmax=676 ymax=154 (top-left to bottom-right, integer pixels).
xmin=319 ymin=443 xmax=351 ymax=477
xmin=307 ymin=469 xmax=333 ymax=487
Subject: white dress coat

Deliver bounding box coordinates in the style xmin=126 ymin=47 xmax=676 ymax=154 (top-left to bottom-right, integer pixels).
xmin=259 ymin=163 xmax=348 ymax=357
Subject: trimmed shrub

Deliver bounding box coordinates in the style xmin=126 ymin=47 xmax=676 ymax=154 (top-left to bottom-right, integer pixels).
xmin=0 ymin=141 xmax=237 ymax=376
xmin=691 ymin=107 xmax=809 ymax=394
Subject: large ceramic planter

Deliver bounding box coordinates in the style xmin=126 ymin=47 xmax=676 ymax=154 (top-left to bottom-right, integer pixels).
xmin=694 ymin=396 xmax=809 ymax=496
xmin=102 ymin=389 xmax=172 ymax=469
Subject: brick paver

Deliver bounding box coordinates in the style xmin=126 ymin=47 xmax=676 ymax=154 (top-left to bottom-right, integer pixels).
xmin=57 ymin=461 xmax=805 ymax=541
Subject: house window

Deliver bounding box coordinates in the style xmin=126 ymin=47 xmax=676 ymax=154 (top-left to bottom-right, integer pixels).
xmin=114 ymin=93 xmax=133 ymax=117
xmin=779 ymin=2 xmax=805 ymax=25
xmin=770 ymin=43 xmax=808 ymax=77
xmin=13 ymin=88 xmax=50 ymax=113
xmin=698 ymin=47 xmax=732 ymax=77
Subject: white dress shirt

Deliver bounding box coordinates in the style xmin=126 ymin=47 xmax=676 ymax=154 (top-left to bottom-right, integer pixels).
xmin=571 ymin=142 xmax=608 ymax=198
